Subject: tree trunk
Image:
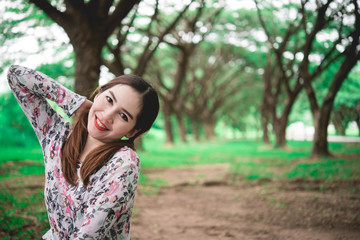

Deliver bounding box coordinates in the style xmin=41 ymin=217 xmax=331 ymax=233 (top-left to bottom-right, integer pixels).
xmin=272 ymin=92 xmax=299 ymax=147
xmin=261 ymin=51 xmax=273 ymax=144
xmin=176 ymin=113 xmax=187 ymax=142
xmin=356 ymin=105 xmax=360 ymax=136
xmin=310 ymin=84 xmax=342 ymax=157
xmin=162 ymin=102 xmax=174 ymax=145
xmin=73 ymin=43 xmax=102 ymax=97
xmin=311 ymin=110 xmax=331 ymax=157
xmin=203 ymin=120 xmax=216 ymax=140
xmin=310 ymin=55 xmax=360 ymax=157
xmin=336 ymin=126 xmax=346 ymax=136
xmin=29 ymin=0 xmax=139 ymax=96
xmin=356 ymin=114 xmax=360 ymax=137
xmin=192 ymin=121 xmax=200 ymax=141
xmin=273 ymin=118 xmax=287 ymax=147
xmin=261 ymin=106 xmax=270 ymax=144
xmin=332 ymin=112 xmax=346 ymax=136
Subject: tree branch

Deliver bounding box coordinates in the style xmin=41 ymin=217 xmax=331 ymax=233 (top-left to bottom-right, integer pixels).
xmin=135 ymin=0 xmax=193 ymax=75
xmin=106 ymin=0 xmax=139 ymax=35
xmin=28 ymin=0 xmax=67 ymax=26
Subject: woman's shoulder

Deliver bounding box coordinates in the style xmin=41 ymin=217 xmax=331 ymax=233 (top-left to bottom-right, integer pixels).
xmin=89 ymin=146 xmax=140 ymax=186
xmin=111 ymin=146 xmax=140 ymax=168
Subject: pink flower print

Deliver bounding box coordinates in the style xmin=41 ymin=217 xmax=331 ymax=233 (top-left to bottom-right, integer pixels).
xmin=41 ymin=85 xmax=48 ymax=93
xmin=102 ymin=180 xmax=120 ymax=199
xmin=50 ymin=217 xmax=58 ymax=232
xmin=65 ymin=205 xmax=72 ymax=216
xmin=117 ymin=148 xmax=125 ymax=152
xmin=18 ymin=85 xmax=28 ymax=94
xmin=109 ymin=195 xmax=118 ymax=203
xmin=54 ymin=165 xmax=61 ymax=179
xmin=41 ymin=117 xmax=52 ymax=136
xmin=82 ymin=218 xmax=91 ymax=227
xmin=119 ymin=203 xmax=127 ymax=214
xmin=27 ymin=94 xmax=37 ymax=103
xmin=50 ymin=217 xmax=56 ymax=227
xmin=61 ymin=192 xmax=74 ymax=217
xmin=122 ymin=179 xmax=128 ymax=187
xmin=128 ymin=150 xmax=137 ymax=162
xmin=56 ymin=87 xmax=66 ymax=104
xmin=114 ymin=209 xmax=121 ymax=218
xmin=33 ymin=107 xmax=40 ymax=118
xmin=125 ymin=223 xmax=129 ymax=234
xmin=114 ymin=203 xmax=127 ymax=218
xmin=50 ymin=141 xmax=59 ymax=160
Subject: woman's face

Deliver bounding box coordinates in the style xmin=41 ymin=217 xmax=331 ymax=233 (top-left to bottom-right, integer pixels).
xmin=87 ymin=84 xmax=142 ymax=145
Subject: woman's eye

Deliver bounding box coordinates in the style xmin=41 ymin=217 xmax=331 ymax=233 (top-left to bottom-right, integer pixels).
xmin=106 ymin=96 xmax=113 ymax=103
xmin=120 ymin=113 xmax=128 ymax=122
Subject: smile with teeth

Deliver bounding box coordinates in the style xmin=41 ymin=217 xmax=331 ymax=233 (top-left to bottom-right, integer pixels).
xmin=95 ymin=116 xmax=109 ymax=131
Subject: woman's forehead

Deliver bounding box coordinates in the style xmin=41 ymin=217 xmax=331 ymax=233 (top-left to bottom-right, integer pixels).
xmin=105 ymin=85 xmax=142 ymax=114
xmin=106 ymin=84 xmax=139 ymax=97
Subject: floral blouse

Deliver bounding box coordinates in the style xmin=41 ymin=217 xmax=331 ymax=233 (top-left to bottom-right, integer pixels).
xmin=7 ymin=65 xmax=140 ymax=240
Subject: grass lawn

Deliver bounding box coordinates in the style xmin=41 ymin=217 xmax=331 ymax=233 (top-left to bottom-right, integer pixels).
xmin=0 ymin=139 xmax=359 ymax=239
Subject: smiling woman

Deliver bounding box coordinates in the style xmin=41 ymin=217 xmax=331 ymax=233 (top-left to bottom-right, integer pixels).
xmin=7 ymin=65 xmax=159 ymax=240
xmin=87 ymin=84 xmax=141 ymax=145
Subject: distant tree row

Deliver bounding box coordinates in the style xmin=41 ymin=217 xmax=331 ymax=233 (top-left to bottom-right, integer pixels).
xmin=1 ymin=0 xmax=359 ymax=158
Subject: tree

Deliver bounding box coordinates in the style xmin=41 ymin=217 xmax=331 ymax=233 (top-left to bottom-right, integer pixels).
xmin=0 ymin=1 xmax=61 ymax=75
xmin=149 ymin=0 xmax=223 ymax=144
xmin=331 ymin=64 xmax=360 ymax=135
xmin=332 ymin=105 xmax=359 ymax=135
xmin=332 ymin=67 xmax=360 ymax=135
xmin=298 ymin=0 xmax=360 ymax=157
xmin=255 ymin=0 xmax=307 ymax=147
xmin=28 ymin=0 xmax=140 ymax=97
xmin=215 ymin=6 xmax=265 ymax=140
xmin=256 ymin=0 xmax=360 ymax=156
xmin=180 ymin=42 xmax=261 ymax=140
xmin=102 ymin=0 xmax=192 ymax=77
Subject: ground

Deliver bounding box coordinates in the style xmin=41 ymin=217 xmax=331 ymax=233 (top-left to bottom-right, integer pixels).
xmin=131 ymin=164 xmax=360 ymax=240
xmin=1 ymin=162 xmax=359 ymax=239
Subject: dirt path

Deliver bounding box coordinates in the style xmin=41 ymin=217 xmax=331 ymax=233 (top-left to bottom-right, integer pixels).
xmin=131 ymin=164 xmax=360 ymax=240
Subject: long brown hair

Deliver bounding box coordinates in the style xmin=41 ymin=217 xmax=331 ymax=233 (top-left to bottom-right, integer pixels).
xmin=61 ymin=75 xmax=159 ymax=187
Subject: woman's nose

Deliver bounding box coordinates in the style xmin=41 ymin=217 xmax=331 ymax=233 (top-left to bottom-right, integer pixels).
xmin=102 ymin=108 xmax=115 ymax=123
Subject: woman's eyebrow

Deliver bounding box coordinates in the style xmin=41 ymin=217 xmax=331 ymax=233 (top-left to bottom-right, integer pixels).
xmin=109 ymin=90 xmax=117 ymax=102
xmin=122 ymin=108 xmax=134 ymax=120
xmin=110 ymin=90 xmax=134 ymax=120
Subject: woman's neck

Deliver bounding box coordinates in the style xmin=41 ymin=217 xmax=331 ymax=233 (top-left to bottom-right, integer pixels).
xmin=79 ymin=136 xmax=104 ymax=162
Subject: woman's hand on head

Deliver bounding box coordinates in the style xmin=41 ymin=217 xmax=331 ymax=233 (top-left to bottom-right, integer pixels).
xmin=74 ymin=99 xmax=93 ymax=124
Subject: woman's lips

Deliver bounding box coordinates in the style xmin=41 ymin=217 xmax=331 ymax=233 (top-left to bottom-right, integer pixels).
xmin=94 ymin=116 xmax=109 ymax=131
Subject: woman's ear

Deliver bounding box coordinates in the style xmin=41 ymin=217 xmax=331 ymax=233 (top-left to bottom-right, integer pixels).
xmin=125 ymin=129 xmax=141 ymax=139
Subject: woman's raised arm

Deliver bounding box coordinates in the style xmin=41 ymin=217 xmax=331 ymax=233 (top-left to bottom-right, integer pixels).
xmin=7 ymin=65 xmax=86 ymax=148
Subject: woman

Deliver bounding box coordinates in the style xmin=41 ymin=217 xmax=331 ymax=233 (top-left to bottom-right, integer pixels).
xmin=7 ymin=65 xmax=159 ymax=239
